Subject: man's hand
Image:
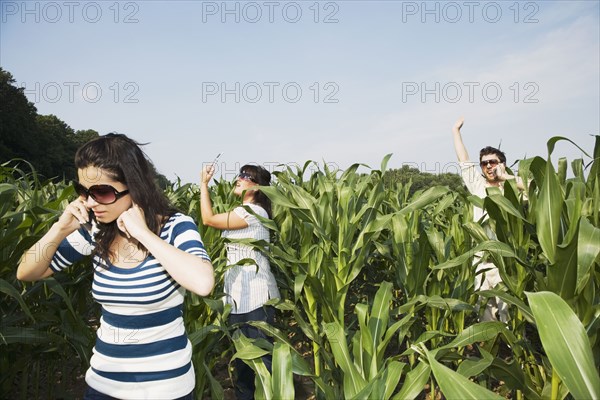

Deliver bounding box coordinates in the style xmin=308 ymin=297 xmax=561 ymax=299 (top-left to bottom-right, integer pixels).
xmin=494 ymin=163 xmax=508 ymax=182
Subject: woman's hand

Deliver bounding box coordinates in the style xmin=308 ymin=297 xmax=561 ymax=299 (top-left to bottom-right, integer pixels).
xmin=117 ymin=203 xmax=150 ymax=239
xmin=201 ymin=164 xmax=215 ymax=185
xmin=17 ymin=197 xmax=89 ymax=281
xmin=453 ymin=116 xmax=464 ymax=132
xmin=56 ymin=198 xmax=90 ymax=233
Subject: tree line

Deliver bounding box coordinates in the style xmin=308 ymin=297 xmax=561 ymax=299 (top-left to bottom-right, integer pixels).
xmin=0 ymin=68 xmax=173 ymax=187
xmin=0 ymin=68 xmax=99 ymax=181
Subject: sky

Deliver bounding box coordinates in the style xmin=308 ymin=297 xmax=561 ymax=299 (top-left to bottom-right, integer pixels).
xmin=1 ymin=0 xmax=599 ymax=184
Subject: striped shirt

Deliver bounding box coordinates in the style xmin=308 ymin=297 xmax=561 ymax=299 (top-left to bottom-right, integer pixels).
xmin=50 ymin=213 xmax=210 ymax=399
xmin=222 ymin=204 xmax=280 ymax=314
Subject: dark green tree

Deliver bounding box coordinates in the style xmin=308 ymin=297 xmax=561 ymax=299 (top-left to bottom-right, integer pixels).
xmin=35 ymin=114 xmax=78 ymax=180
xmin=0 ymin=68 xmax=41 ymax=166
xmin=0 ymin=68 xmax=103 ymax=182
xmin=383 ymin=165 xmax=467 ymax=196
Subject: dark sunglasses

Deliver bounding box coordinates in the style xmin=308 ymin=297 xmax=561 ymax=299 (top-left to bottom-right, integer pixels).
xmin=73 ymin=182 xmax=129 ymax=205
xmin=237 ymin=172 xmax=256 ymax=183
xmin=480 ymin=159 xmax=500 ymax=168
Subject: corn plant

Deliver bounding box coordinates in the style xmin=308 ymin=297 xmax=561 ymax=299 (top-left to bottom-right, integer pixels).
xmin=430 ymin=136 xmax=600 ymax=399
xmin=255 ymin=160 xmax=393 ymax=396
xmin=0 ymin=161 xmax=95 ymax=398
xmin=3 ymin=135 xmax=598 ymax=399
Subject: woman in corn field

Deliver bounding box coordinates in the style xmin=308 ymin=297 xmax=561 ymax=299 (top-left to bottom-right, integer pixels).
xmin=200 ymin=163 xmax=280 ymax=400
xmin=17 ymin=133 xmax=215 ymax=400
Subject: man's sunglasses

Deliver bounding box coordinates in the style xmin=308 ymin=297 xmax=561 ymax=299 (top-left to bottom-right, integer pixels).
xmin=237 ymin=172 xmax=256 ymax=183
xmin=480 ymin=159 xmax=500 ymax=168
xmin=73 ymin=182 xmax=129 ymax=205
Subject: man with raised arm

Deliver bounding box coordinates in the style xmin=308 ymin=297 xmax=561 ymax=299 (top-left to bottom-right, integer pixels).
xmin=452 ymin=117 xmax=523 ymax=322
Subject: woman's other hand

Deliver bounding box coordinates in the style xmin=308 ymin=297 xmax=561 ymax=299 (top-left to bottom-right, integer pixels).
xmin=201 ymin=164 xmax=216 ymax=185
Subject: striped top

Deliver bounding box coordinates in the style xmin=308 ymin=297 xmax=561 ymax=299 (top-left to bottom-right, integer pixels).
xmin=50 ymin=213 xmax=211 ymax=399
xmin=222 ymin=204 xmax=280 ymax=314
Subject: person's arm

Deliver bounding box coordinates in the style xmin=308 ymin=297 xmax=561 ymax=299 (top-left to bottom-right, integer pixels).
xmin=452 ymin=117 xmax=470 ymax=163
xmin=200 ymin=165 xmax=248 ymax=230
xmin=17 ymin=198 xmax=90 ymax=281
xmin=117 ymin=205 xmax=215 ymax=296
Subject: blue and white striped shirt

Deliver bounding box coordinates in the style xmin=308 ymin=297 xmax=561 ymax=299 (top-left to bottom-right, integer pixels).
xmin=50 ymin=213 xmax=210 ymax=399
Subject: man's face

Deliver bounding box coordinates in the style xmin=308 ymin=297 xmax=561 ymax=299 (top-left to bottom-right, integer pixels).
xmin=480 ymin=154 xmax=502 ymax=182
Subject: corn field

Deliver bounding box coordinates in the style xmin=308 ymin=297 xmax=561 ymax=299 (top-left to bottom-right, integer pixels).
xmin=1 ymin=136 xmax=599 ymax=400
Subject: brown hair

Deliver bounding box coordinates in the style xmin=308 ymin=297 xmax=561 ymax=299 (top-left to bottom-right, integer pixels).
xmin=239 ymin=164 xmax=272 ymax=218
xmin=479 ymin=146 xmax=506 ymax=164
xmin=75 ymin=133 xmax=176 ymax=264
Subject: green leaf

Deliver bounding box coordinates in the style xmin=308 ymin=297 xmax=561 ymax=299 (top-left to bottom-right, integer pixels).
xmin=324 ymin=321 xmax=367 ymax=398
xmin=203 ymin=362 xmax=225 ymax=400
xmin=380 ymin=153 xmax=393 ymax=173
xmin=547 ymin=230 xmax=578 ymax=300
xmin=439 ymin=321 xmax=506 ymax=350
xmin=272 ymin=342 xmax=294 ymax=400
xmin=231 ymin=332 xmax=273 ymax=400
xmin=392 ymin=361 xmax=430 ymax=400
xmin=576 ymin=216 xmax=600 ymax=293
xmin=432 ymin=240 xmax=519 ymax=271
xmin=0 ymin=279 xmax=35 ymax=322
xmin=398 ymin=186 xmax=449 ymax=214
xmin=488 ymin=358 xmax=541 ymax=400
xmin=425 ymin=346 xmax=504 ymax=400
xmin=535 ymin=158 xmax=563 ymax=264
xmin=478 ymin=289 xmax=534 ymax=322
xmin=526 ymin=291 xmax=600 ymax=399
xmin=546 ymin=136 xmax=591 ymax=159
xmin=456 ymin=346 xmax=494 ymax=378
xmin=0 ymin=326 xmax=64 ymax=345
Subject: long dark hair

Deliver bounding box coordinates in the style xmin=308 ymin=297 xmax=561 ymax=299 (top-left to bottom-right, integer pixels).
xmin=240 ymin=164 xmax=272 ymax=218
xmin=74 ymin=133 xmax=176 ymax=263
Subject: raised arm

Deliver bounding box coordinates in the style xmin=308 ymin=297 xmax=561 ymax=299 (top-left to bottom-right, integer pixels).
xmin=200 ymin=164 xmax=248 ymax=230
xmin=17 ymin=198 xmax=89 ymax=281
xmin=452 ymin=117 xmax=470 ymax=163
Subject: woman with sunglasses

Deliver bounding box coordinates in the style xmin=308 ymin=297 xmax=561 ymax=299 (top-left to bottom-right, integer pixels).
xmin=17 ymin=133 xmax=215 ymax=400
xmin=452 ymin=117 xmax=524 ymax=323
xmin=200 ymin=164 xmax=280 ymax=400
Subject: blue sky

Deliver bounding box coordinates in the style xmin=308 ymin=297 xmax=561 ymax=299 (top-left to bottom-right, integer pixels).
xmin=1 ymin=0 xmax=599 ymax=183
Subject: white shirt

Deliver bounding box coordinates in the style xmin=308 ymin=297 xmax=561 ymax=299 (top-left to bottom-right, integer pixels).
xmin=459 ymin=161 xmax=504 ymax=221
xmin=222 ymin=203 xmax=280 ymax=314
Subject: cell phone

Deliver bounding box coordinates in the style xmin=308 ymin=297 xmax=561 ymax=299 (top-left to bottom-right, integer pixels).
xmin=211 ymin=152 xmax=223 ymax=168
xmin=82 ymin=209 xmax=95 ymax=232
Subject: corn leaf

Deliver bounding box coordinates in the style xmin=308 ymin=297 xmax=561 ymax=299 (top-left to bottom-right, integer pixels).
xmin=527 ymin=291 xmax=600 ymax=399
